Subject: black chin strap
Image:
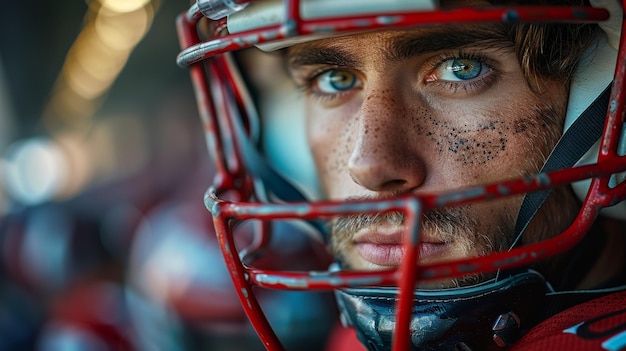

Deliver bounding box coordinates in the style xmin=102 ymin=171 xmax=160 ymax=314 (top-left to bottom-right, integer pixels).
xmin=513 ymin=85 xmax=611 ymax=243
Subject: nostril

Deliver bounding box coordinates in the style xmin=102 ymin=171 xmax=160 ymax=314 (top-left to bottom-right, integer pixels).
xmin=379 ymin=179 xmax=408 ymax=192
xmin=349 ymin=173 xmax=362 ymax=187
xmin=348 ymin=151 xmax=421 ymax=191
xmin=349 ymin=169 xmax=410 ymax=193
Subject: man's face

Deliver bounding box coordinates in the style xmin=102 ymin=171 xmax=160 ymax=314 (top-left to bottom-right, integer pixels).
xmin=286 ymin=20 xmax=578 ymax=286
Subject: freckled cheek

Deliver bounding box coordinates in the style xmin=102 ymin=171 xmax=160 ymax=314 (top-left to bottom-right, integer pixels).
xmin=306 ymin=108 xmax=357 ymax=198
xmin=447 ymin=130 xmax=529 ymax=183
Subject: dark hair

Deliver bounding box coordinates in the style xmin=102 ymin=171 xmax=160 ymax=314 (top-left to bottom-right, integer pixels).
xmin=494 ymin=0 xmax=597 ymax=84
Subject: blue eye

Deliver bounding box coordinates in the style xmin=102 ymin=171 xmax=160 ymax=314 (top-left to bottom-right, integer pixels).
xmin=314 ymin=69 xmax=358 ymax=93
xmin=440 ymin=58 xmax=487 ymax=81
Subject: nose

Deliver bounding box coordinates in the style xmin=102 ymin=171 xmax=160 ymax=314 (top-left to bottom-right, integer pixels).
xmin=348 ymin=84 xmax=427 ymax=194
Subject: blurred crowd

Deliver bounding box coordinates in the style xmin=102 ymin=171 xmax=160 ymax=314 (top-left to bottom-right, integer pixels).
xmin=0 ymin=1 xmax=336 ymax=350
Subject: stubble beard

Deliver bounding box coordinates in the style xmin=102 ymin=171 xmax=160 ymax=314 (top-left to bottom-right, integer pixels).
xmin=329 ymin=204 xmax=516 ymax=289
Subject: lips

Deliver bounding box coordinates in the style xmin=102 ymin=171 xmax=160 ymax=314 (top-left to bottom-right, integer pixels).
xmin=354 ymin=230 xmax=448 ymax=267
xmin=355 ymin=242 xmax=405 ymax=266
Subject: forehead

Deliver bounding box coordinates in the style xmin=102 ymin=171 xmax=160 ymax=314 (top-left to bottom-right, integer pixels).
xmin=286 ymin=23 xmax=512 ymax=68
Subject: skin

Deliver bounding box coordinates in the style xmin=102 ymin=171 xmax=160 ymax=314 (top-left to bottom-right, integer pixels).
xmin=286 ymin=17 xmax=583 ymax=287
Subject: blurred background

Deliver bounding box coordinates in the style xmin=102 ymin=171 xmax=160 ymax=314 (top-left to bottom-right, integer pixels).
xmin=0 ymin=0 xmax=337 ymax=350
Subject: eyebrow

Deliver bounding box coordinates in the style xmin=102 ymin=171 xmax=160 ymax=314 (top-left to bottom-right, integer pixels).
xmin=286 ymin=24 xmax=512 ymax=70
xmin=386 ymin=25 xmax=512 ymax=62
xmin=287 ymin=47 xmax=361 ymax=70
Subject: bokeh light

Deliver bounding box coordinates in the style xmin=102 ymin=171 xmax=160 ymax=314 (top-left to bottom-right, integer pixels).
xmin=1 ymin=137 xmax=68 ymax=205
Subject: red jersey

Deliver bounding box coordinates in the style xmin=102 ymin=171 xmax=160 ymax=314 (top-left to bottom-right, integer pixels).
xmin=511 ymin=290 xmax=626 ymax=351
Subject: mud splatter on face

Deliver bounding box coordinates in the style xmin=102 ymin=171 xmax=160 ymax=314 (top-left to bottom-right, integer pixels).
xmin=410 ymin=105 xmax=560 ymax=167
xmin=439 ymin=120 xmax=508 ymax=165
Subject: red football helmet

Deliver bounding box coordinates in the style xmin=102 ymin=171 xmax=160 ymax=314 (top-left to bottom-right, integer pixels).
xmin=176 ymin=0 xmax=626 ymax=350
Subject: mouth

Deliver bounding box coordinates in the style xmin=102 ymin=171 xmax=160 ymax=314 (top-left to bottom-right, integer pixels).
xmin=354 ymin=230 xmax=449 ymax=267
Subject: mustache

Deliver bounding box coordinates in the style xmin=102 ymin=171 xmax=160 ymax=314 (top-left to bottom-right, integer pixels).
xmin=328 ymin=199 xmax=516 ymax=288
xmin=329 ymin=206 xmax=497 ymax=288
xmin=331 ymin=206 xmax=474 ymax=244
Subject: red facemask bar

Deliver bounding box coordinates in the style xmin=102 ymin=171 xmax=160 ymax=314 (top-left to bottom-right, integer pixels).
xmin=176 ymin=1 xmax=626 ymax=350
